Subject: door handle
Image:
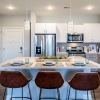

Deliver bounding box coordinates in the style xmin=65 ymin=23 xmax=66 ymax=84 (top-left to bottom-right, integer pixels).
xmin=20 ymin=47 xmax=22 ymax=50
xmin=19 ymin=52 xmax=23 ymax=53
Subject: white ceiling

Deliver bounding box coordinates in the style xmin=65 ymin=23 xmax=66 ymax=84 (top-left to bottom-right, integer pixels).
xmin=0 ymin=0 xmax=100 ymax=16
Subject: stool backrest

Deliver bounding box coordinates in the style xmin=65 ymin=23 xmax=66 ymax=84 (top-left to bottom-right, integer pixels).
xmin=0 ymin=71 xmax=29 ymax=88
xmin=35 ymin=71 xmax=64 ymax=89
xmin=69 ymin=72 xmax=100 ymax=90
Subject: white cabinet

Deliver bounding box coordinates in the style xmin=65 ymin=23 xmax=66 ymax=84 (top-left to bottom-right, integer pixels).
xmin=45 ymin=23 xmax=56 ymax=33
xmin=74 ymin=25 xmax=84 ymax=33
xmin=92 ymin=24 xmax=100 ymax=42
xmin=35 ymin=23 xmax=46 ymax=33
xmin=84 ymin=24 xmax=93 ymax=42
xmin=35 ymin=23 xmax=56 ymax=33
xmin=84 ymin=23 xmax=100 ymax=42
xmin=56 ymin=23 xmax=67 ymax=42
xmin=67 ymin=25 xmax=84 ymax=33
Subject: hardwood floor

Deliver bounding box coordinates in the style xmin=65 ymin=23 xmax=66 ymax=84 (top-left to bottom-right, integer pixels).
xmin=0 ymin=85 xmax=5 ymax=100
xmin=0 ymin=84 xmax=100 ymax=100
xmin=91 ymin=86 xmax=100 ymax=100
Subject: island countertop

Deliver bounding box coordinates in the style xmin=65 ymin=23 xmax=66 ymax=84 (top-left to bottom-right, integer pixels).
xmin=1 ymin=56 xmax=100 ymax=100
xmin=0 ymin=56 xmax=100 ymax=69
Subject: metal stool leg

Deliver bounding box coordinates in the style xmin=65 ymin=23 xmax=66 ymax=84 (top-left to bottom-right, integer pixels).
xmin=68 ymin=86 xmax=71 ymax=100
xmin=87 ymin=91 xmax=89 ymax=100
xmin=28 ymin=83 xmax=32 ymax=100
xmin=75 ymin=90 xmax=77 ymax=100
xmin=10 ymin=88 xmax=13 ymax=100
xmin=22 ymin=87 xmax=23 ymax=100
xmin=93 ymin=90 xmax=96 ymax=100
xmin=57 ymin=88 xmax=60 ymax=100
xmin=3 ymin=88 xmax=7 ymax=100
xmin=39 ymin=88 xmax=42 ymax=100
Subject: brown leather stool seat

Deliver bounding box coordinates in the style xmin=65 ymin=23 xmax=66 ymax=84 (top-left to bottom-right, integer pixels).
xmin=67 ymin=72 xmax=100 ymax=100
xmin=0 ymin=71 xmax=32 ymax=100
xmin=35 ymin=71 xmax=64 ymax=100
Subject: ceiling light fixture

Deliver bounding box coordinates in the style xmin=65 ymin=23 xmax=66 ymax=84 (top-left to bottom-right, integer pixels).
xmin=48 ymin=6 xmax=53 ymax=10
xmin=67 ymin=0 xmax=74 ymax=31
xmin=8 ymin=6 xmax=15 ymax=10
xmin=87 ymin=6 xmax=94 ymax=10
xmin=24 ymin=8 xmax=30 ymax=30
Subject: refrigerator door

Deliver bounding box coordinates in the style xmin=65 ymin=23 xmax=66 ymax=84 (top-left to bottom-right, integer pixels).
xmin=46 ymin=34 xmax=56 ymax=57
xmin=35 ymin=35 xmax=46 ymax=56
xmin=35 ymin=34 xmax=56 ymax=57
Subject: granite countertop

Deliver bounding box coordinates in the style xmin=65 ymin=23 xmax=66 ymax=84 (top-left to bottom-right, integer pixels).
xmin=0 ymin=56 xmax=100 ymax=69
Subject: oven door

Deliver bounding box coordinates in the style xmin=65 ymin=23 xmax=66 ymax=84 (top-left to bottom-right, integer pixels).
xmin=68 ymin=53 xmax=86 ymax=58
xmin=67 ymin=34 xmax=84 ymax=42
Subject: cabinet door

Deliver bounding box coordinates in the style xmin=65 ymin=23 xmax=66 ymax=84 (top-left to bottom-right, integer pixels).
xmin=84 ymin=24 xmax=94 ymax=42
xmin=46 ymin=23 xmax=56 ymax=33
xmin=35 ymin=23 xmax=46 ymax=33
xmin=93 ymin=24 xmax=100 ymax=42
xmin=56 ymin=23 xmax=67 ymax=42
xmin=0 ymin=31 xmax=2 ymax=62
xmin=74 ymin=25 xmax=84 ymax=33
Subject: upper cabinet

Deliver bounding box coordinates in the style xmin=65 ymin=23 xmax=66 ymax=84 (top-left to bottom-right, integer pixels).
xmin=74 ymin=25 xmax=84 ymax=33
xmin=84 ymin=23 xmax=100 ymax=42
xmin=56 ymin=23 xmax=67 ymax=42
xmin=67 ymin=25 xmax=84 ymax=33
xmin=35 ymin=23 xmax=56 ymax=33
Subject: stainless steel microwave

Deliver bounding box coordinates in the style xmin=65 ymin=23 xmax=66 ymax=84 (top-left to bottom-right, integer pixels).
xmin=67 ymin=33 xmax=84 ymax=43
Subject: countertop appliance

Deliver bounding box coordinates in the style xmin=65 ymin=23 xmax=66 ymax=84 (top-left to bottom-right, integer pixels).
xmin=66 ymin=46 xmax=86 ymax=57
xmin=35 ymin=34 xmax=56 ymax=57
xmin=67 ymin=33 xmax=84 ymax=43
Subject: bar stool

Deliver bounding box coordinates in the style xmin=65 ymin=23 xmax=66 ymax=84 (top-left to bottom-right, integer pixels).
xmin=67 ymin=72 xmax=100 ymax=100
xmin=0 ymin=71 xmax=32 ymax=100
xmin=35 ymin=71 xmax=64 ymax=100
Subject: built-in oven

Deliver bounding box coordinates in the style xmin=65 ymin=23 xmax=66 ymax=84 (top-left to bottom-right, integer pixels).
xmin=66 ymin=46 xmax=86 ymax=58
xmin=67 ymin=33 xmax=84 ymax=43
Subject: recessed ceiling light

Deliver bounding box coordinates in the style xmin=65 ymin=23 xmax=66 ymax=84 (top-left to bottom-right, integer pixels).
xmin=86 ymin=6 xmax=94 ymax=10
xmin=48 ymin=6 xmax=53 ymax=10
xmin=8 ymin=6 xmax=15 ymax=10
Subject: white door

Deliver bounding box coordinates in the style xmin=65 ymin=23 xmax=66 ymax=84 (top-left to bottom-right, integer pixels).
xmin=3 ymin=27 xmax=24 ymax=61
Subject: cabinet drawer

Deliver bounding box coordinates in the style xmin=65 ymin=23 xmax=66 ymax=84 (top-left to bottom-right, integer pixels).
xmin=87 ymin=58 xmax=97 ymax=62
xmin=86 ymin=54 xmax=98 ymax=58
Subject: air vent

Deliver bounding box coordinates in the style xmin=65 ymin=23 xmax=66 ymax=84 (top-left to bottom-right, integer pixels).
xmin=64 ymin=7 xmax=70 ymax=9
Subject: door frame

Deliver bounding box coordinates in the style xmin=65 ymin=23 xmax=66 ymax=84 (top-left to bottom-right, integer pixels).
xmin=2 ymin=27 xmax=24 ymax=61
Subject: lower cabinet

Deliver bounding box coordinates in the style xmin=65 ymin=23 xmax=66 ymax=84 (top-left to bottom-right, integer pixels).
xmin=86 ymin=53 xmax=98 ymax=63
xmin=98 ymin=54 xmax=100 ymax=64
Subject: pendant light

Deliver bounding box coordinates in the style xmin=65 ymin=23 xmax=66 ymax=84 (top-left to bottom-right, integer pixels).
xmin=24 ymin=8 xmax=30 ymax=30
xmin=67 ymin=0 xmax=74 ymax=31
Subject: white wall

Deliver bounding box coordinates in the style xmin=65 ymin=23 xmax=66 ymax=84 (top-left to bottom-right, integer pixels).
xmin=37 ymin=15 xmax=100 ymax=24
xmin=31 ymin=12 xmax=37 ymax=56
xmin=0 ymin=15 xmax=25 ymax=27
xmin=0 ymin=15 xmax=31 ymax=62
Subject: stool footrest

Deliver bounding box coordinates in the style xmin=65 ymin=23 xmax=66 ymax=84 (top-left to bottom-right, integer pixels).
xmin=11 ymin=97 xmax=31 ymax=99
xmin=41 ymin=97 xmax=60 ymax=100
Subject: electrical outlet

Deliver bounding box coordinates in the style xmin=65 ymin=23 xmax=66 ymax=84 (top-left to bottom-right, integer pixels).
xmin=62 ymin=46 xmax=64 ymax=49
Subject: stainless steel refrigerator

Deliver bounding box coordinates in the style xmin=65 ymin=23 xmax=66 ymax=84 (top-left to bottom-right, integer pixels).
xmin=35 ymin=34 xmax=56 ymax=57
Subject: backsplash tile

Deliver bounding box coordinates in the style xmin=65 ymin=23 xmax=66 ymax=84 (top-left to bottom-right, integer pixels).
xmin=57 ymin=42 xmax=100 ymax=52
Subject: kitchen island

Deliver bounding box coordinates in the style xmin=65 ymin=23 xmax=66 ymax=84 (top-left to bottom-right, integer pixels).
xmin=0 ymin=56 xmax=100 ymax=100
